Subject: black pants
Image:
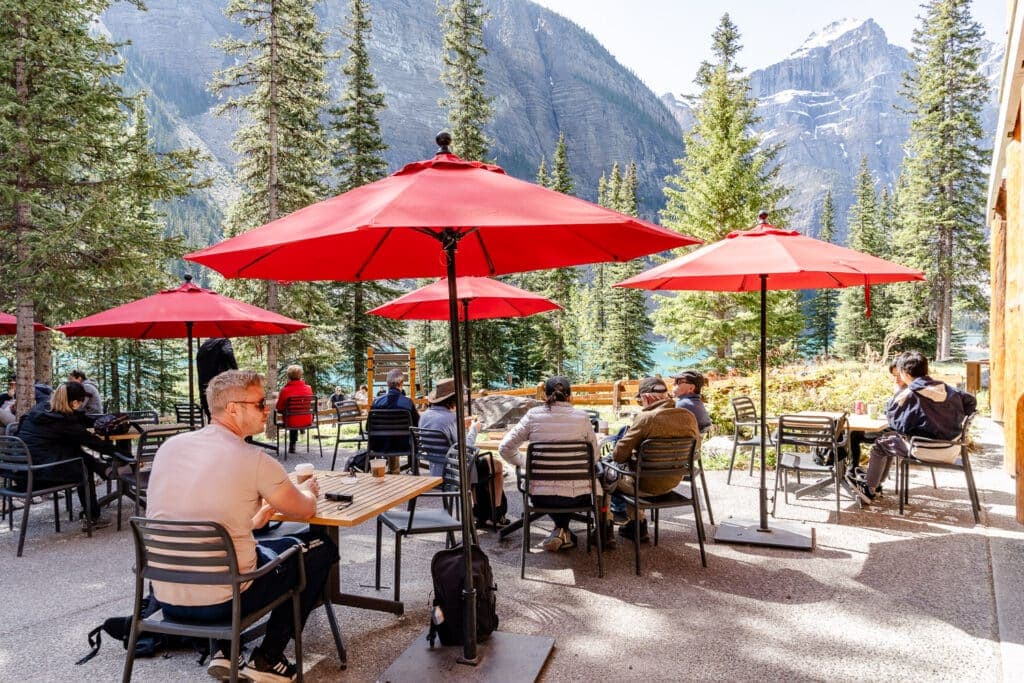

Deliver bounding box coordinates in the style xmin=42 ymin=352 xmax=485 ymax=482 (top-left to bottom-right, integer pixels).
xmin=530 ymin=494 xmax=593 ymax=529
xmin=160 ymin=526 xmax=337 ymax=659
xmin=288 ymin=429 xmax=299 ymax=448
xmin=28 ymin=453 xmax=107 ymax=520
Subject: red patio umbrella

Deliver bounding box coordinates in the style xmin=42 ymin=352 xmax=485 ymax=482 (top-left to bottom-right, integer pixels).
xmin=57 ymin=275 xmax=308 ymax=426
xmin=368 ymin=276 xmax=561 ymax=410
xmin=186 ymin=133 xmax=699 ymax=663
xmin=0 ymin=312 xmax=49 ymax=334
xmin=617 ymin=213 xmax=924 ymax=549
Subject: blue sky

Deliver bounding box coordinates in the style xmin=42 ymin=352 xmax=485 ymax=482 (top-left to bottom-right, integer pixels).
xmin=531 ymin=0 xmax=1006 ymax=95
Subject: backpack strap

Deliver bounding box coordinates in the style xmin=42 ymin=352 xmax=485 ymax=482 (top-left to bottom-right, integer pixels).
xmin=75 ymin=625 xmax=106 ymax=665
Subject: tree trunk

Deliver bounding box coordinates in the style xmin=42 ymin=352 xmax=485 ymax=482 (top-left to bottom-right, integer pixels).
xmin=264 ymin=0 xmax=281 ymax=437
xmin=353 ymin=283 xmax=366 ymax=382
xmin=109 ymin=341 xmax=121 ymax=412
xmin=33 ymin=330 xmax=52 ymax=385
xmin=13 ymin=15 xmax=35 ymax=416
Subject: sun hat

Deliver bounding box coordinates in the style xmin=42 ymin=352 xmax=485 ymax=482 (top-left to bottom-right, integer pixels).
xmin=427 ymin=378 xmax=457 ymax=404
xmin=636 ymin=376 xmax=669 ymax=396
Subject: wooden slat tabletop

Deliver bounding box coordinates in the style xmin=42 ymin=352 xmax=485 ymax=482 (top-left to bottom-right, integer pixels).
xmin=275 ymin=471 xmax=441 ymax=527
xmin=103 ymin=422 xmax=193 ymax=442
xmin=792 ymin=411 xmax=888 ymax=433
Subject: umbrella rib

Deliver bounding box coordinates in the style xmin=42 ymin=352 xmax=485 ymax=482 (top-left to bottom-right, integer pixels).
xmin=355 ymin=228 xmax=395 ymax=280
xmin=471 ymin=230 xmax=496 ymax=275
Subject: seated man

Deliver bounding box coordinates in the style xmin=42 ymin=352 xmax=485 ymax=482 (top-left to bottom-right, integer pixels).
xmin=848 ymin=351 xmax=976 ymax=504
xmin=371 ymin=369 xmax=420 ymax=473
xmin=611 ymin=376 xmax=700 ymax=543
xmin=147 ymin=369 xmax=336 ymax=682
xmin=847 ymin=354 xmax=907 ymax=477
xmin=671 ymin=370 xmax=712 ymax=433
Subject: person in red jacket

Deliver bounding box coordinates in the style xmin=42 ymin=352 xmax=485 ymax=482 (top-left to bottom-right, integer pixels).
xmin=275 ymin=365 xmax=314 ymax=454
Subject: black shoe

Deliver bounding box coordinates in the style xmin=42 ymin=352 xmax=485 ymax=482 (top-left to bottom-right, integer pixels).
xmin=288 ymin=445 xmax=296 ymax=454
xmin=80 ymin=513 xmax=112 ymax=532
xmin=845 ymin=472 xmax=875 ymax=505
xmin=618 ymin=519 xmax=650 ymax=543
xmin=589 ymin=521 xmax=617 ymax=550
xmin=245 ymin=648 xmax=297 ymax=682
xmin=207 ymin=649 xmax=247 ymax=680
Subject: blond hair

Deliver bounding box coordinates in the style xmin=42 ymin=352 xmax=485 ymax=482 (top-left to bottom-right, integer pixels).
xmin=207 ymin=370 xmax=264 ymax=415
xmin=286 ymin=364 xmax=304 ymax=381
xmin=49 ymin=384 xmax=75 ymax=414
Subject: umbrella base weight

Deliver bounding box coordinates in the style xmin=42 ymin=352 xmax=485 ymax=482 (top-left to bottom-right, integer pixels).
xmin=382 ymin=630 xmax=554 ymax=682
xmin=713 ymin=516 xmax=815 ymax=550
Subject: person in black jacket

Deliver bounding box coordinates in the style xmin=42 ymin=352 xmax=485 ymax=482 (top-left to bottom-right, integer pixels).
xmin=17 ymin=382 xmax=118 ymax=528
xmin=197 ymin=338 xmax=238 ymax=420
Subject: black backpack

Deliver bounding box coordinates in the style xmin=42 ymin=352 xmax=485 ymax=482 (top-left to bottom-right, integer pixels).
xmin=427 ymin=544 xmax=498 ymax=647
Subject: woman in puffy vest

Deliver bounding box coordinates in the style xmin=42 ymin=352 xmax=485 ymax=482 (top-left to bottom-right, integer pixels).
xmin=275 ymin=365 xmax=314 ymax=454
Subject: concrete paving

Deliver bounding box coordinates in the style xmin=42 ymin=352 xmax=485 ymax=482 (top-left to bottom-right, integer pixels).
xmin=1 ymin=418 xmax=1020 ymax=682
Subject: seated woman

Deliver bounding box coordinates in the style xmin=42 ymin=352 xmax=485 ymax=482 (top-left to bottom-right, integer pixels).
xmin=499 ymin=375 xmax=599 ymax=552
xmin=419 ymin=378 xmax=508 ymax=527
xmin=275 ymin=364 xmax=314 ymax=454
xmin=16 ymin=382 xmax=117 ymax=529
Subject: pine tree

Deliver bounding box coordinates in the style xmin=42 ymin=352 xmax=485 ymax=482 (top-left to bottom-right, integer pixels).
xmin=536 ymin=157 xmax=549 ymax=187
xmin=805 ymin=191 xmax=839 ymax=355
xmin=211 ymin=0 xmax=334 ymax=404
xmin=835 ymin=159 xmax=888 ymax=359
xmin=602 ymin=161 xmax=654 ymax=379
xmin=655 ymin=14 xmax=800 ymax=371
xmin=891 ymin=0 xmax=989 ymax=359
xmin=438 ymin=0 xmax=492 ymax=161
xmin=328 ymin=0 xmax=404 ymax=386
xmin=0 ymin=1 xmax=200 ymax=413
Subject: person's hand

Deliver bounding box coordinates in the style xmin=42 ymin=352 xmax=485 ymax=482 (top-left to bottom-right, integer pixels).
xmin=252 ymin=502 xmax=275 ymax=529
xmin=465 ymin=416 xmax=478 ymax=430
xmin=299 ymin=475 xmax=320 ymax=499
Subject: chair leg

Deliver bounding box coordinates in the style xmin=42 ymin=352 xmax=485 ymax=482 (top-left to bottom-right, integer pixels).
xmin=52 ymin=494 xmax=60 ymax=533
xmin=520 ymin=498 xmax=530 ymax=580
xmin=834 ymin=465 xmax=841 ymax=524
xmin=748 ymin=445 xmax=756 ymax=476
xmin=930 ymin=466 xmax=937 ymax=489
xmin=292 ymin=592 xmax=304 ymax=682
xmin=16 ymin=497 xmax=30 ymax=557
xmin=593 ymin=504 xmax=604 ymax=578
xmin=229 ymin=633 xmax=241 ymax=683
xmin=771 ymin=465 xmax=781 ymax=516
xmin=727 ymin=437 xmax=739 ymax=485
xmin=963 ymin=458 xmax=981 ymax=524
xmin=898 ymin=460 xmax=907 ymax=515
xmin=121 ymin=624 xmax=139 ymax=683
xmin=692 ymin=495 xmax=707 ymax=567
xmin=66 ymin=490 xmax=74 ymax=521
xmin=393 ymin=533 xmax=402 ymax=603
xmin=698 ymin=465 xmax=714 ymax=526
xmin=331 ymin=428 xmax=340 ymax=471
xmin=316 ymin=426 xmax=323 ymax=459
xmin=374 ymin=518 xmax=383 ymax=591
xmin=632 ymin=513 xmax=641 ymax=576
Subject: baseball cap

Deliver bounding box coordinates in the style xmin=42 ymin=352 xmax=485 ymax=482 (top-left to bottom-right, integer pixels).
xmin=636 ymin=377 xmax=669 ymax=396
xmin=670 ymin=370 xmax=704 ymax=392
xmin=544 ymin=375 xmax=572 ymax=397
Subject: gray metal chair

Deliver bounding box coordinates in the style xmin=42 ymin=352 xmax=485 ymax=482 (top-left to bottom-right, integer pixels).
xmin=362 ymin=408 xmax=414 ymax=473
xmin=0 ymin=435 xmax=94 ymax=556
xmin=898 ymin=413 xmax=980 ymax=523
xmin=727 ymin=396 xmax=772 ymax=484
xmin=123 ymin=518 xmax=305 ymax=683
xmin=374 ymin=454 xmax=463 ymax=602
xmin=606 ymin=437 xmax=706 ymax=574
xmin=112 ymin=425 xmax=191 ymax=529
xmin=173 ymin=402 xmax=205 ymax=428
xmin=274 ymin=395 xmax=323 ymax=460
xmin=518 ymin=441 xmax=603 ymax=579
xmin=771 ymin=413 xmax=849 ymax=522
xmin=330 ymin=400 xmax=365 ymax=470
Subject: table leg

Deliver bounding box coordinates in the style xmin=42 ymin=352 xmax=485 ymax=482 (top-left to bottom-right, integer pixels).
xmin=322 ymin=525 xmax=406 ymax=616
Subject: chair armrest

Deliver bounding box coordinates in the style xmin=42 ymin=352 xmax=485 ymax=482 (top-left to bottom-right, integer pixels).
xmin=604 ymin=460 xmax=631 ymax=475
xmin=908 ymin=435 xmax=956 ymax=447
xmin=237 ymin=544 xmax=303 ymax=584
xmin=31 ymin=457 xmax=94 ymax=473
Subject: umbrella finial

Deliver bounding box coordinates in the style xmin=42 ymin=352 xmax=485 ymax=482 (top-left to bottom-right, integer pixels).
xmin=757 ymin=210 xmax=770 ymax=225
xmin=436 ymin=131 xmax=452 ymax=154
xmin=183 ymin=273 xmax=193 ymax=283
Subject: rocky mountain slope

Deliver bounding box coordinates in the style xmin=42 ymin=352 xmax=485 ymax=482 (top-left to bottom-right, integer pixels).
xmin=100 ymin=0 xmax=683 ymax=243
xmin=662 ymin=18 xmax=1001 ymax=239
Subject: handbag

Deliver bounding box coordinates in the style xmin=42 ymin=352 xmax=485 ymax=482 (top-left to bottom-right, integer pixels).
xmin=93 ymin=413 xmax=132 ymax=437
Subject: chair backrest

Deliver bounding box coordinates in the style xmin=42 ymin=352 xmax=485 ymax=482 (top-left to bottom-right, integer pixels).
xmin=634 ymin=437 xmax=698 ymax=484
xmin=910 ymin=412 xmax=976 ymax=464
xmin=124 ymin=410 xmax=159 ymax=426
xmin=524 ymin=441 xmax=595 ymax=484
xmin=0 ymin=435 xmax=32 ymax=475
xmin=174 ymin=402 xmax=205 ymax=426
xmin=366 ymin=408 xmax=414 ymax=455
xmin=129 ymin=517 xmax=239 ymax=586
xmin=136 ymin=425 xmax=191 ymax=465
xmin=731 ymin=396 xmax=757 ymax=423
xmin=283 ymin=395 xmax=316 ymax=416
xmin=334 ymin=399 xmax=363 ymax=425
xmin=409 ymin=426 xmax=451 ymax=471
xmin=777 ymin=414 xmax=838 ymax=450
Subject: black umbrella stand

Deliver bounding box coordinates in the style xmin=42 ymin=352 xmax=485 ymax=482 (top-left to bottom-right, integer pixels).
xmin=382 ymin=226 xmax=554 ymax=680
xmin=713 ymin=274 xmax=814 ymax=550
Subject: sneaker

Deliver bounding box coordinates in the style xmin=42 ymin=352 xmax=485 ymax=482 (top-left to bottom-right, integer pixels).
xmin=81 ymin=514 xmax=112 ymax=532
xmin=845 ymin=472 xmax=874 ymax=505
xmin=618 ymin=519 xmax=650 ymax=543
xmin=245 ymin=649 xmax=297 ymax=683
xmin=541 ymin=528 xmax=566 ymax=552
xmin=560 ymin=529 xmax=577 ymax=551
xmin=207 ymin=649 xmax=247 ymax=680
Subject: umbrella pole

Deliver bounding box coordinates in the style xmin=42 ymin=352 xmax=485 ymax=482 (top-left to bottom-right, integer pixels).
xmin=442 ymin=232 xmax=479 ymax=665
xmin=758 ymin=275 xmax=769 ymax=531
xmin=463 ymin=299 xmax=472 ymax=414
xmin=187 ymin=321 xmax=195 ymax=430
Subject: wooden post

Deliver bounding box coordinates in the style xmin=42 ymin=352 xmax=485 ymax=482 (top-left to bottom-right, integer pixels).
xmin=535 ymin=382 xmax=545 ymax=400
xmin=409 ymin=347 xmax=417 ymax=401
xmin=366 ymin=347 xmax=374 ymax=398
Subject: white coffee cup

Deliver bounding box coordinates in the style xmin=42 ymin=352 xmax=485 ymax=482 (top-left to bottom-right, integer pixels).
xmin=294 ymin=463 xmax=314 ymax=484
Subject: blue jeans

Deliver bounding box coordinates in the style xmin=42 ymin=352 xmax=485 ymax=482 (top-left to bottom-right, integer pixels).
xmin=160 ymin=527 xmax=336 ymax=659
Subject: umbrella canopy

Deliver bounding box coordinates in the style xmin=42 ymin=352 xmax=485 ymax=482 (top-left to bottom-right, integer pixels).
xmin=617 ymin=218 xmax=925 ymax=548
xmin=368 ymin=276 xmax=560 ymax=320
xmin=0 ymin=312 xmax=49 ymax=334
xmin=369 ymin=277 xmax=560 ymax=411
xmin=186 ymin=135 xmax=700 ymax=661
xmin=58 ymin=276 xmax=308 ymax=425
xmin=185 ymin=154 xmax=699 ymax=281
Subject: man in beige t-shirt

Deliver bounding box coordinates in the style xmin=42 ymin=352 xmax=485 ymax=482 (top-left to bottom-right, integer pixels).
xmin=147 ymin=370 xmax=333 ymax=682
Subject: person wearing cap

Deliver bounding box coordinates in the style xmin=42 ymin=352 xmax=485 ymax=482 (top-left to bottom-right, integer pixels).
xmin=329 ymin=386 xmax=346 ymax=407
xmin=371 ymin=368 xmax=420 ymax=473
xmin=499 ymin=375 xmax=600 ymax=552
xmin=419 ymin=378 xmax=509 ymax=527
xmin=610 ymin=376 xmax=701 ymax=542
xmin=671 ymin=369 xmax=712 ymax=433
xmin=16 ymin=382 xmax=118 ymax=529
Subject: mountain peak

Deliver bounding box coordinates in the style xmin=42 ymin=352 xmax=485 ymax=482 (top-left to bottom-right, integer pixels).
xmin=790 ymin=18 xmax=878 ymax=59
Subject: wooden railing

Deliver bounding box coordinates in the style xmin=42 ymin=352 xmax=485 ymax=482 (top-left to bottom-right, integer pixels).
xmin=475 ymin=379 xmax=642 ymax=416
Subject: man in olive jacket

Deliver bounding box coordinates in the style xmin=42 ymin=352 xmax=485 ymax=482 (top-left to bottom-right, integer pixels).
xmin=612 ymin=376 xmax=700 ymax=542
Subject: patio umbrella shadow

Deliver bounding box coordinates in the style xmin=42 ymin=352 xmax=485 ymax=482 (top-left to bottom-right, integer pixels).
xmin=855 ymin=532 xmax=997 ymax=641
